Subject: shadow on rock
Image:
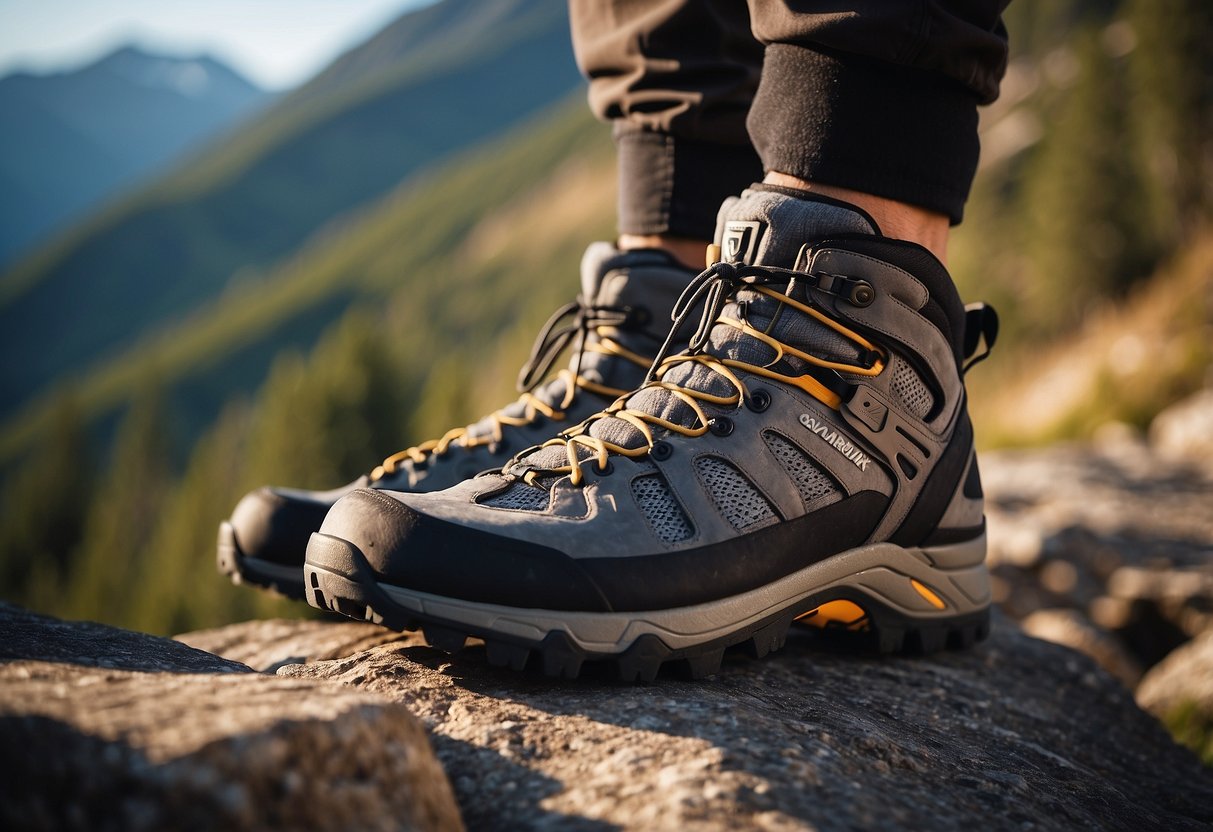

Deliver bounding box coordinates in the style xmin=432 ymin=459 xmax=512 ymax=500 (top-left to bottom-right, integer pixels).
xmin=428 ymin=732 xmax=619 ymax=832
xmin=272 ymin=615 xmax=1213 ymax=830
xmin=0 ymin=603 xmax=249 ymax=674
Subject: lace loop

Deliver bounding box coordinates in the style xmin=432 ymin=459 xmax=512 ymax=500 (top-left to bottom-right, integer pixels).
xmin=647 ymin=262 xmax=805 ymax=384
xmin=517 ymin=297 xmax=632 ymax=394
xmin=370 ymin=295 xmax=647 ymax=483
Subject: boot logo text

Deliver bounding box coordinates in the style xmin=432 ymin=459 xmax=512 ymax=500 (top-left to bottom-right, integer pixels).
xmin=799 ymin=414 xmax=871 ymax=471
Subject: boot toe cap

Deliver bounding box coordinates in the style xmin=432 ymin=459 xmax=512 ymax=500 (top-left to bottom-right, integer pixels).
xmin=316 ymin=488 xmax=612 ymax=612
xmin=229 ymin=486 xmax=335 ymax=567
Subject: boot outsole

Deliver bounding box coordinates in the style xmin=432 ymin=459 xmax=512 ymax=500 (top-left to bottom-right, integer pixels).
xmin=303 ymin=532 xmax=991 ymax=682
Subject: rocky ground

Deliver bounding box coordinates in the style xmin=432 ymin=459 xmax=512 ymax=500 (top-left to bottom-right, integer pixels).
xmin=0 ymin=606 xmax=461 ymax=832
xmin=1 ymin=389 xmax=1211 ymax=830
xmin=186 ymin=613 xmax=1212 ymax=831
xmin=982 ymin=389 xmax=1213 ymax=767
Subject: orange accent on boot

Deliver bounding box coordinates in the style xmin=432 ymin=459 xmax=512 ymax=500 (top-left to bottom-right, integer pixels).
xmin=911 ymin=579 xmax=947 ymax=610
xmin=796 ymin=599 xmax=870 ymax=632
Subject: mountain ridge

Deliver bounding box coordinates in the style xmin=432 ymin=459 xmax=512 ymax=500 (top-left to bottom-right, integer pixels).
xmin=0 ymin=0 xmax=581 ymax=422
xmin=0 ymin=95 xmax=613 ymax=466
xmin=0 ymin=45 xmax=268 ymax=267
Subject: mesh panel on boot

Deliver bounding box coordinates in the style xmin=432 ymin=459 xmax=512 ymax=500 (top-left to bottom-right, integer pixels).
xmin=631 ymin=474 xmax=694 ymax=543
xmin=763 ymin=432 xmax=842 ymax=507
xmin=694 ymin=456 xmax=778 ymax=530
xmin=889 ymin=354 xmax=934 ymax=419
xmin=482 ymin=482 xmax=551 ymax=512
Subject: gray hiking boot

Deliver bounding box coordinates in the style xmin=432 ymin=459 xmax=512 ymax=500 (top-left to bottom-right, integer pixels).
xmin=218 ymin=243 xmax=696 ymax=599
xmin=303 ymin=186 xmax=999 ymax=679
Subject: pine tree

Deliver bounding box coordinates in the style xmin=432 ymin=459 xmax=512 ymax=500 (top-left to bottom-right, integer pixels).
xmin=128 ymin=402 xmax=304 ymax=635
xmin=0 ymin=394 xmax=95 ymax=607
xmin=245 ymin=307 xmax=413 ymax=491
xmin=75 ymin=307 xmax=416 ymax=633
xmin=1017 ymin=26 xmax=1155 ymax=331
xmin=1125 ymin=0 xmax=1213 ymax=245
xmin=64 ymin=384 xmax=172 ymax=626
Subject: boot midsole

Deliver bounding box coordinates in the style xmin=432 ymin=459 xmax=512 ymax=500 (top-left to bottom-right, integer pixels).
xmin=369 ymin=535 xmax=989 ymax=653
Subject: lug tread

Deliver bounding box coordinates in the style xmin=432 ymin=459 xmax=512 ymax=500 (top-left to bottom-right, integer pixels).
xmin=424 ymin=624 xmax=469 ymax=654
xmin=748 ymin=617 xmax=792 ymax=658
xmin=681 ymin=648 xmax=726 ymax=680
xmin=303 ymin=540 xmax=993 ymax=683
xmin=615 ymin=635 xmax=670 ymax=682
xmin=485 ymin=639 xmax=531 ymax=671
xmin=540 ymin=632 xmax=585 ymax=679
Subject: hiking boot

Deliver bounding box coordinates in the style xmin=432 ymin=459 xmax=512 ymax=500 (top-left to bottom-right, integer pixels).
xmin=218 ymin=243 xmax=696 ymax=599
xmin=303 ymin=186 xmax=999 ymax=679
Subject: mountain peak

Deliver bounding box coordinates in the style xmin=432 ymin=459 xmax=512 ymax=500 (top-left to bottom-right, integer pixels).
xmin=90 ymin=45 xmax=262 ymax=98
xmin=0 ymin=43 xmax=268 ymax=269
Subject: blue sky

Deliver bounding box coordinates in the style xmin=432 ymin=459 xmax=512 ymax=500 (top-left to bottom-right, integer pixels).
xmin=0 ymin=0 xmax=434 ymax=90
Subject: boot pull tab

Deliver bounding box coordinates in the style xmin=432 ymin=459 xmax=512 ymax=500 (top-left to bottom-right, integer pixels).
xmin=962 ymin=302 xmax=999 ymax=375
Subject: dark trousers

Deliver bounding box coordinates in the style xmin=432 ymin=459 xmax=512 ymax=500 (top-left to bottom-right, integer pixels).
xmin=569 ymin=1 xmax=1011 ymax=236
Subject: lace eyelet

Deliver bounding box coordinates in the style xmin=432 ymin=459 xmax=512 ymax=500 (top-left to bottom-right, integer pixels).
xmin=650 ymin=441 xmax=673 ymax=461
xmin=709 ymin=416 xmax=734 ymax=437
xmin=595 ymin=459 xmax=614 ymax=476
xmin=745 ymin=389 xmax=771 ymax=412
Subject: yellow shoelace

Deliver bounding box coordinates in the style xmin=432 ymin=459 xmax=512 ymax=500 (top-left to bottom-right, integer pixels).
xmin=369 ymin=317 xmax=653 ymax=482
xmin=517 ymin=264 xmax=884 ymax=487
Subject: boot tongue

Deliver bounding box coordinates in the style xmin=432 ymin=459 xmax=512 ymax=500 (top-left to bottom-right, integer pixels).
xmin=702 ymin=186 xmax=879 ymax=370
xmin=715 ymin=185 xmax=878 ymax=268
xmin=579 ymin=241 xmax=620 ymax=302
xmin=573 ymin=242 xmax=696 ymax=389
xmin=512 ymin=189 xmax=879 ymax=471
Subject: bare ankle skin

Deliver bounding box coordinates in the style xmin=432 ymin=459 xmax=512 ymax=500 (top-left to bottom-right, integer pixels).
xmin=618 ymin=234 xmax=712 ymax=271
xmin=764 ymin=171 xmax=950 ymax=264
xmin=620 ymin=173 xmax=950 ymax=268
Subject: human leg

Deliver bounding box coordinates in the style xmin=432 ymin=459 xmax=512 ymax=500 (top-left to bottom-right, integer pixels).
xmin=303 ymin=2 xmax=1009 ymax=678
xmin=570 ymin=0 xmax=765 ymax=267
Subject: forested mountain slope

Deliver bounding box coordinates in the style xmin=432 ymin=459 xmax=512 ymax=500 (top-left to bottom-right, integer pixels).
xmin=0 ymin=0 xmax=581 ymax=419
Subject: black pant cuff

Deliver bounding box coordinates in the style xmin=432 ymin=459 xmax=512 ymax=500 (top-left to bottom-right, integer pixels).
xmin=746 ymin=44 xmax=980 ymax=225
xmin=615 ymin=127 xmax=764 ymax=239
